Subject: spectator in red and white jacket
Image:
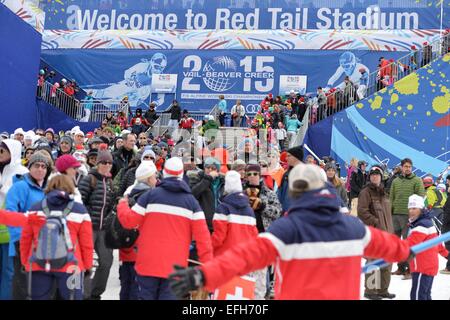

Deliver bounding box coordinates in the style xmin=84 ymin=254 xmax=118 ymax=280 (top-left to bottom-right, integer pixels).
xmin=117 ymin=157 xmax=213 ymax=300
xmin=179 ymin=110 xmax=195 ymax=133
xmin=169 ymin=164 xmax=413 ymax=300
xmin=0 ymin=175 xmax=93 ymax=300
xmin=405 ymin=194 xmax=449 ymax=300
xmin=212 ymin=170 xmax=258 ymax=257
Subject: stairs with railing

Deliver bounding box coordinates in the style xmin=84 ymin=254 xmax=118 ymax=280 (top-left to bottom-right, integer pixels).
xmin=293 ymin=32 xmax=450 ymax=146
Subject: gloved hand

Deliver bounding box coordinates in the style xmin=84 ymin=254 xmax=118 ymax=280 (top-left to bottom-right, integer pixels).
xmin=168 ymin=265 xmax=205 ymax=299
xmin=403 ymin=249 xmax=416 ymax=264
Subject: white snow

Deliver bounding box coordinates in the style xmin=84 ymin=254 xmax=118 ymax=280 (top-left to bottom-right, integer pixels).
xmin=102 ymin=251 xmax=450 ymax=300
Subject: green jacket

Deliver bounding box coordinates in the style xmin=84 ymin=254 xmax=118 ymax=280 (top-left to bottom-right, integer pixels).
xmin=389 ymin=173 xmax=425 ymax=215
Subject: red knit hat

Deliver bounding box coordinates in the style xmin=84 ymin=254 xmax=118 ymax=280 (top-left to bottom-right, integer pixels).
xmin=55 ymin=154 xmax=81 ymax=173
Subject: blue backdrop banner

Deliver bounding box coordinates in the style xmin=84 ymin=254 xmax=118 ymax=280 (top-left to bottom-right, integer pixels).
xmin=41 ymin=49 xmax=405 ymax=113
xmin=41 ymin=0 xmax=449 ymax=30
xmin=331 ymin=54 xmax=450 ymax=178
xmin=0 ymin=3 xmax=41 ymax=132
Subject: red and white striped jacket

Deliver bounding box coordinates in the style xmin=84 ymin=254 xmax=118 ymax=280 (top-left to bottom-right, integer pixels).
xmin=212 ymin=192 xmax=258 ymax=257
xmin=406 ymin=212 xmax=449 ymax=276
xmin=200 ymin=188 xmax=411 ymax=299
xmin=117 ymin=178 xmax=213 ymax=278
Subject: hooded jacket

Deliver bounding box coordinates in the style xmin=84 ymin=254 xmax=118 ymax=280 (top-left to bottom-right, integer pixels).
xmin=201 ymin=187 xmax=411 ymax=299
xmin=0 ymin=139 xmax=29 ymax=206
xmin=0 ymin=140 xmax=29 ymax=244
xmin=212 ymin=192 xmax=258 ymax=257
xmin=117 ymin=177 xmax=213 ymax=278
xmin=406 ymin=211 xmax=448 ymax=276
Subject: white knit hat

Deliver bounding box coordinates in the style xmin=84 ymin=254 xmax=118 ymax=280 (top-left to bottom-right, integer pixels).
xmin=135 ymin=161 xmax=157 ymax=183
xmin=408 ymin=194 xmax=425 ymax=209
xmin=163 ymin=157 xmax=184 ymax=179
xmin=224 ymin=170 xmax=243 ymax=194
xmin=289 ymin=163 xmax=326 ymax=193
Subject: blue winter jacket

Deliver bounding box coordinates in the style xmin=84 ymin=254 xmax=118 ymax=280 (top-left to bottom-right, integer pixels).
xmin=5 ymin=174 xmax=46 ymax=256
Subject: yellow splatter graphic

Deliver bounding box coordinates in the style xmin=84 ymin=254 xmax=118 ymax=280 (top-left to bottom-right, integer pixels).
xmin=426 ymin=111 xmax=431 ymax=116
xmin=432 ymin=94 xmax=450 ymax=114
xmin=397 ymin=106 xmax=402 ymax=111
xmin=394 ymin=73 xmax=419 ymax=95
xmin=441 ymin=86 xmax=449 ymax=94
xmin=387 ymin=110 xmax=392 ymax=115
xmin=443 ymin=54 xmax=450 ymax=62
xmin=407 ymin=104 xmax=414 ymax=110
xmin=427 ymin=69 xmax=434 ymax=74
xmin=391 ymin=93 xmax=399 ymax=104
xmin=356 ymin=103 xmax=364 ymax=109
xmin=430 ymin=81 xmax=436 ymax=87
xmin=380 ymin=118 xmax=386 ymax=124
xmin=371 ymin=96 xmax=383 ymax=110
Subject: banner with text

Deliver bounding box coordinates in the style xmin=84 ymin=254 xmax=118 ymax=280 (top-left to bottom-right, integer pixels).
xmin=41 ymin=49 xmax=405 ymax=113
xmin=41 ymin=0 xmax=449 ymax=30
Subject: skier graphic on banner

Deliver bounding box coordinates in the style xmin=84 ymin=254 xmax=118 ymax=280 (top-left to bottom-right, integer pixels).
xmin=326 ymin=51 xmax=369 ymax=89
xmin=90 ymin=53 xmax=168 ymax=109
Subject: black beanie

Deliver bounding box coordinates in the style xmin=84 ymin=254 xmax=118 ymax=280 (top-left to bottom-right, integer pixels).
xmin=287 ymin=145 xmax=304 ymax=162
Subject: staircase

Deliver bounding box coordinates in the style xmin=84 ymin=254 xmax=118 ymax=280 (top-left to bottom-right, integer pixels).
xmin=296 ymin=32 xmax=450 ymax=146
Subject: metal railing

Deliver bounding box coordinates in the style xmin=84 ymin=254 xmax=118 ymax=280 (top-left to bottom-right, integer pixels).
xmin=39 ymin=81 xmax=82 ymax=119
xmin=292 ymin=104 xmax=312 ymax=147
xmin=308 ymin=32 xmax=450 ymax=125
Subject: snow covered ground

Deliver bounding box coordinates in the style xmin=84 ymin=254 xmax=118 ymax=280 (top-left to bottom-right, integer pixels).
xmin=102 ymin=251 xmax=450 ymax=300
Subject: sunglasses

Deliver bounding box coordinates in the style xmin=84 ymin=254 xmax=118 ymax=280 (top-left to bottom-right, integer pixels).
xmin=143 ymin=156 xmax=154 ymax=160
xmin=99 ymin=161 xmax=112 ymax=165
xmin=246 ymin=172 xmax=259 ymax=177
xmin=259 ymin=164 xmax=268 ymax=168
xmin=32 ymin=163 xmax=48 ymax=169
xmin=139 ymin=137 xmax=147 ymax=140
xmin=36 ymin=133 xmax=45 ymax=136
xmin=161 ymin=147 xmax=168 ymax=151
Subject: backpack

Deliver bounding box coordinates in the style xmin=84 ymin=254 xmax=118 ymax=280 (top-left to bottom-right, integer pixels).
xmin=31 ymin=199 xmax=76 ymax=271
xmin=103 ymin=188 xmax=143 ymax=249
xmin=433 ymin=188 xmax=446 ymax=208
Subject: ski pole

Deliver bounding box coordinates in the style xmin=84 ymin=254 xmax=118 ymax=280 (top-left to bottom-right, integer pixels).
xmin=362 ymin=231 xmax=450 ymax=274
